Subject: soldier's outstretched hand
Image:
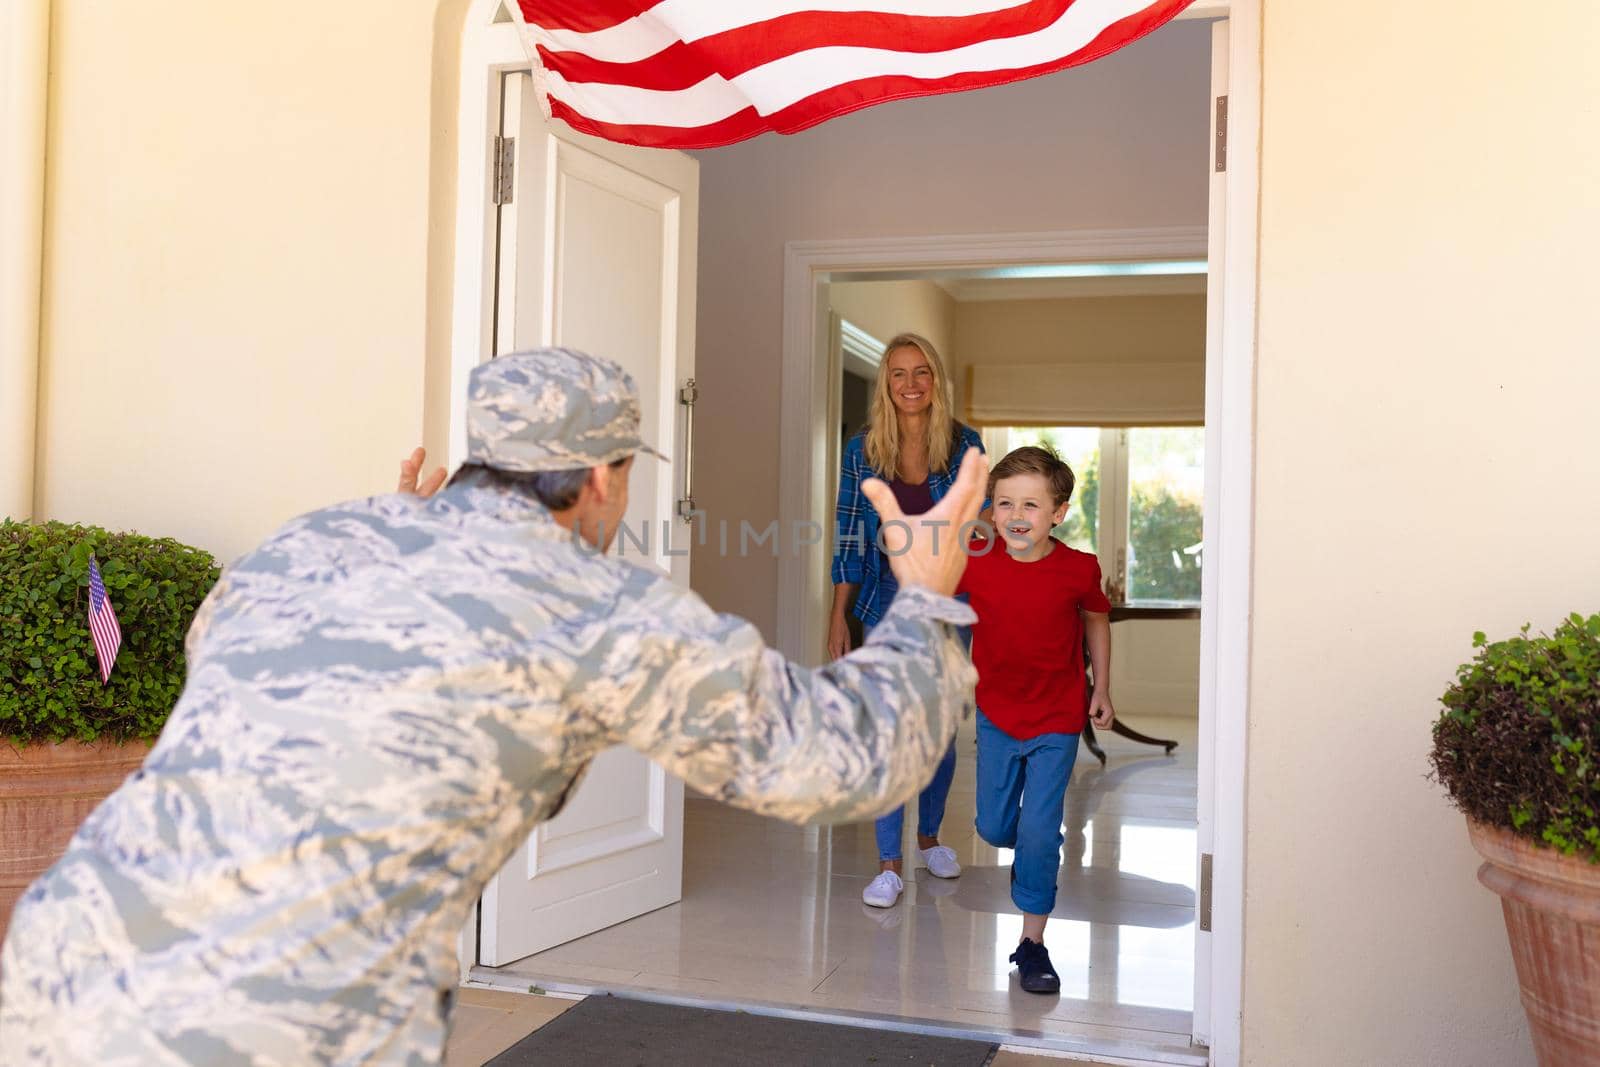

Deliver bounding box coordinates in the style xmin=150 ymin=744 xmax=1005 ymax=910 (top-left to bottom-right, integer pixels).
xmin=399 ymin=447 xmax=448 ymax=499
xmin=860 ymin=447 xmax=988 ymax=600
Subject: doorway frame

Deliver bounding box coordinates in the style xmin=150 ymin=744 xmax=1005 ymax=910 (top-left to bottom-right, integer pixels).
xmin=451 ymin=0 xmax=1260 ymax=1060
xmin=446 ymin=2 xmax=529 ymax=472
xmin=447 ymin=0 xmax=526 ymax=982
xmin=773 ymin=9 xmax=1258 ymax=1063
xmin=777 ymin=224 xmax=1210 ymax=670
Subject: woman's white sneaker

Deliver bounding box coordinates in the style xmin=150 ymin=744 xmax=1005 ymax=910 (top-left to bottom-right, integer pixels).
xmin=862 ymin=870 xmax=904 ymax=907
xmin=919 ymin=845 xmax=962 ymax=879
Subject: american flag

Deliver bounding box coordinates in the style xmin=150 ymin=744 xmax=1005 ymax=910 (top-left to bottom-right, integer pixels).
xmin=87 ymin=556 xmax=122 ymax=684
xmin=516 ymin=0 xmax=1196 ymax=149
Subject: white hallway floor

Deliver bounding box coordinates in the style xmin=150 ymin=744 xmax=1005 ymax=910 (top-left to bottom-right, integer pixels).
xmin=479 ymin=715 xmax=1201 ymax=1062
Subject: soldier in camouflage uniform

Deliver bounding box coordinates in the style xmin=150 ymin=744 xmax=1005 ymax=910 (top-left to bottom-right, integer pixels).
xmin=0 ymin=348 xmax=987 ymax=1066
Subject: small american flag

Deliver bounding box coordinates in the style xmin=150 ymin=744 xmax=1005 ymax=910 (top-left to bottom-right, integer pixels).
xmin=87 ymin=556 xmax=122 ymax=684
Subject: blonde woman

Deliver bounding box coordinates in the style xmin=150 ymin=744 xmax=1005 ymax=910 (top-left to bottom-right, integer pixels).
xmin=830 ymin=332 xmax=986 ymax=908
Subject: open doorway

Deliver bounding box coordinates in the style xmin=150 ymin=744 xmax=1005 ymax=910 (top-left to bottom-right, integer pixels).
xmin=483 ymin=260 xmax=1211 ymax=1063
xmin=778 ymin=261 xmax=1205 ymax=1059
xmin=449 ymin=4 xmax=1258 ymax=1064
xmin=756 ymin=13 xmax=1254 ymax=1053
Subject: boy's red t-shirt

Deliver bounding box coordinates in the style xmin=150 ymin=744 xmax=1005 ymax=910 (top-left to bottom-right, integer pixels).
xmin=957 ymin=537 xmax=1112 ymax=739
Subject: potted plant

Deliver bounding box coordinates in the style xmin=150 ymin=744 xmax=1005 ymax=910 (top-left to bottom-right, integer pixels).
xmin=1431 ymin=612 xmax=1600 ymax=1066
xmin=0 ymin=520 xmax=219 ymax=939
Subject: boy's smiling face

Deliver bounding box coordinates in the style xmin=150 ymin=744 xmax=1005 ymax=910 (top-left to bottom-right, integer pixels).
xmin=991 ymin=471 xmax=1069 ymax=558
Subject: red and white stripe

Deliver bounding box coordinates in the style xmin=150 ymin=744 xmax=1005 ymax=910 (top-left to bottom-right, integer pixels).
xmin=516 ymin=0 xmax=1196 ymax=149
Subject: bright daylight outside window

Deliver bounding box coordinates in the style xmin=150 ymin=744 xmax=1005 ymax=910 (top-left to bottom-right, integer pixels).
xmin=1125 ymin=427 xmax=1203 ymax=604
xmin=991 ymin=426 xmax=1203 ymax=606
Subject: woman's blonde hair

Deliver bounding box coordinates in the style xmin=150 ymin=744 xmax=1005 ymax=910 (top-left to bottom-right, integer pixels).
xmin=864 ymin=332 xmax=956 ymax=479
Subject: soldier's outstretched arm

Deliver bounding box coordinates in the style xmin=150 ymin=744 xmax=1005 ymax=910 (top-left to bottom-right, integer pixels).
xmin=581 ymin=578 xmax=976 ymax=826
xmin=581 ymin=446 xmax=989 ymax=825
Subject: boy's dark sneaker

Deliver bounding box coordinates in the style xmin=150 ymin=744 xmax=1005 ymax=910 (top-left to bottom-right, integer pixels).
xmin=1009 ymin=938 xmax=1061 ymax=994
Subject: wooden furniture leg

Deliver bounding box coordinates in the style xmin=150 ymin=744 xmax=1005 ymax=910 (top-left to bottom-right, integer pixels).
xmin=1110 ymin=719 xmax=1179 ymax=755
xmin=1084 ymin=622 xmax=1180 ymax=759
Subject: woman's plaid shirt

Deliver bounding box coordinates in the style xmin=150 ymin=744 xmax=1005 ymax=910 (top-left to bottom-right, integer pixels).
xmin=831 ymin=423 xmax=986 ymax=626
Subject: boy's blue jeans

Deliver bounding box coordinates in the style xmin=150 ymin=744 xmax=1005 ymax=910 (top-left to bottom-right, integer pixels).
xmin=974 ymin=709 xmax=1081 ymax=915
xmin=873 ymin=742 xmax=959 ymax=861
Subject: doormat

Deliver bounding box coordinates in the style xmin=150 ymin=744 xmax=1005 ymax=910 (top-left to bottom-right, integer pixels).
xmin=485 ymin=994 xmax=1000 ymax=1067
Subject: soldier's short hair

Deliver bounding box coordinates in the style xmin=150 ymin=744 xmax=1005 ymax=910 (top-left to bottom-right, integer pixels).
xmin=448 ymin=458 xmax=628 ymax=511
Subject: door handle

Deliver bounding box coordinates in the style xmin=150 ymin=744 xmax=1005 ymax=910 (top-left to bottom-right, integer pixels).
xmin=676 ymin=378 xmax=697 ymax=522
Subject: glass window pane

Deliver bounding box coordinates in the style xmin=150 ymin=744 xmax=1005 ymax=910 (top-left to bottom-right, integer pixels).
xmin=1004 ymin=427 xmax=1100 ymax=555
xmin=1126 ymin=427 xmax=1204 ymax=604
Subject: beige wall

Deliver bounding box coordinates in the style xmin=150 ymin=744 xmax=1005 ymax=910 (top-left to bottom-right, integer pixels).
xmin=827 ymin=280 xmax=956 ymax=367
xmin=32 ymin=0 xmax=466 ymax=563
xmin=693 ymin=21 xmax=1212 ymax=640
xmin=1109 ymin=619 xmax=1199 ymax=719
xmin=956 ymin=293 xmax=1206 ymax=426
xmin=1243 ymin=1 xmax=1600 ymax=1063
xmin=954 ymin=293 xmax=1206 ymax=370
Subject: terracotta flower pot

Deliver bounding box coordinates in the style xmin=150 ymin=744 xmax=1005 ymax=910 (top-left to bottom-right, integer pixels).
xmin=0 ymin=739 xmax=153 ymax=943
xmin=1469 ymin=818 xmax=1600 ymax=1065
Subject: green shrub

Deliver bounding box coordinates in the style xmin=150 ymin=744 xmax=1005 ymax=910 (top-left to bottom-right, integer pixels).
xmin=1430 ymin=613 xmax=1600 ymax=862
xmin=0 ymin=520 xmax=220 ymax=744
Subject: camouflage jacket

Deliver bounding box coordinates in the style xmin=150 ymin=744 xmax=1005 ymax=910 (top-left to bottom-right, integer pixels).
xmin=0 ymin=481 xmax=976 ymax=1065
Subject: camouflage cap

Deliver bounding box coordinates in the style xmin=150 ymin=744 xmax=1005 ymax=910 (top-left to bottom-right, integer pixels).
xmin=466 ymin=347 xmax=668 ymax=473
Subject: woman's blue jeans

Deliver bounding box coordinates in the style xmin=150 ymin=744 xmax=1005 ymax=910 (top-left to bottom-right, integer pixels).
xmin=862 ymin=617 xmax=962 ymax=861
xmin=874 ymin=741 xmax=959 ymax=861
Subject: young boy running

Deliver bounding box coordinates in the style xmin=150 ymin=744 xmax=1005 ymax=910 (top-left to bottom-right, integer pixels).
xmin=958 ymin=445 xmax=1115 ymax=994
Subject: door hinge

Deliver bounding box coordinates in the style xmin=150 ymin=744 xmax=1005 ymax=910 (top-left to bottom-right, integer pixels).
xmin=1199 ymin=852 xmax=1214 ymax=931
xmin=1214 ymin=96 xmax=1228 ymax=173
xmin=493 ymin=135 xmax=515 ymax=206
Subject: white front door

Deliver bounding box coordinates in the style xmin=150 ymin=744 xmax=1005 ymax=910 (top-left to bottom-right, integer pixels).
xmin=477 ymin=72 xmax=700 ymax=967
